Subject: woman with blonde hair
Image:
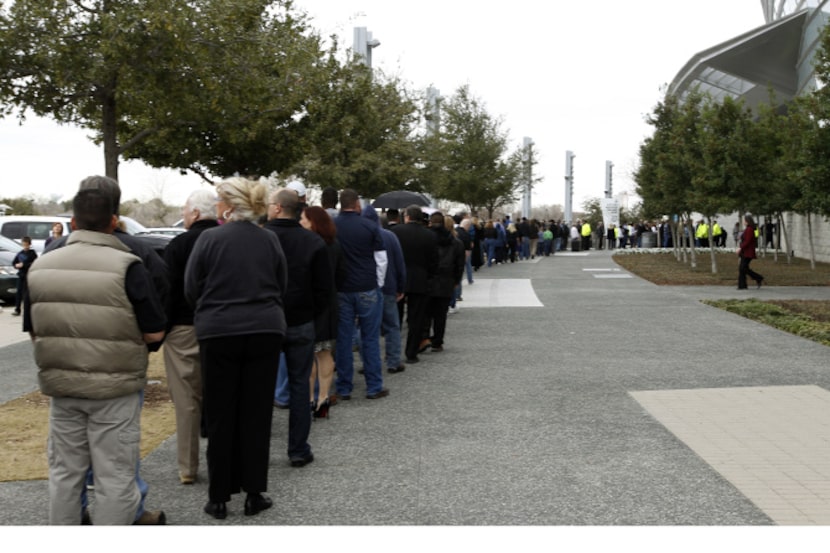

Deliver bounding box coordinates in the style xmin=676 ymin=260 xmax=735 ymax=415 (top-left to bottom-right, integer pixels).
xmin=185 ymin=177 xmax=288 ymax=520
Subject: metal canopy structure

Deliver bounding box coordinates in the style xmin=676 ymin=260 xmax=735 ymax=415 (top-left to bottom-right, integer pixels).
xmin=668 ymin=10 xmax=810 ymax=106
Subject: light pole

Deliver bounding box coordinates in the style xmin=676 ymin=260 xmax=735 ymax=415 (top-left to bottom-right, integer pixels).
xmin=353 ymin=27 xmax=380 ymax=68
xmin=564 ymin=150 xmax=575 ymax=224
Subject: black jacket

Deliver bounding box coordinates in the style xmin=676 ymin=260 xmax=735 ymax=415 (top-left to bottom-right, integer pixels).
xmin=163 ymin=219 xmax=219 ymax=329
xmin=428 ymin=226 xmax=465 ymax=298
xmin=263 ymin=218 xmax=332 ymax=327
xmin=390 ymin=221 xmax=438 ymax=295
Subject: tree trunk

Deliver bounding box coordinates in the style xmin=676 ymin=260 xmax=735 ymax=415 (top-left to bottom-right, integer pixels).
xmin=101 ymin=87 xmax=120 ymax=181
xmin=807 ymin=212 xmax=816 ymax=270
xmin=686 ymin=218 xmax=697 ymax=269
xmin=707 ymin=215 xmax=717 ymax=274
xmin=778 ymin=212 xmax=792 ymax=265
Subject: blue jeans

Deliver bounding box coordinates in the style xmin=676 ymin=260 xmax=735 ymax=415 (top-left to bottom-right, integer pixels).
xmin=281 ymin=322 xmax=315 ymax=460
xmin=81 ymin=390 xmax=146 ymax=521
xmin=381 ymin=294 xmax=402 ymax=369
xmin=520 ymin=237 xmax=530 ymax=259
xmin=273 ymin=353 xmax=289 ymax=405
xmin=335 ymin=289 xmax=384 ymax=396
xmin=484 ymin=239 xmax=496 ymax=266
xmin=464 ymin=254 xmax=473 ymax=284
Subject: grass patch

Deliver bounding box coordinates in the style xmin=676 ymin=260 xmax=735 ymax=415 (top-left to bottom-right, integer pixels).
xmin=0 ymin=351 xmax=174 ymax=482
xmin=613 ymin=251 xmax=830 ymax=286
xmin=702 ymin=299 xmax=830 ymax=347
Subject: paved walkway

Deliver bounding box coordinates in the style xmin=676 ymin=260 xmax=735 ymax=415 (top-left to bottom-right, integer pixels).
xmin=0 ymin=249 xmax=828 ymax=528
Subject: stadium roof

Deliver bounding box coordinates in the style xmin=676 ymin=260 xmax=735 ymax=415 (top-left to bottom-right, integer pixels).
xmin=667 ymin=9 xmax=810 ymax=107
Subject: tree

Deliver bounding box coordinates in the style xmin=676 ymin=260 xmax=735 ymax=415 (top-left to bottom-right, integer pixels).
xmin=419 ymin=85 xmax=521 ymax=218
xmin=0 ymin=0 xmax=325 ymax=181
xmin=285 ymin=62 xmax=421 ymax=197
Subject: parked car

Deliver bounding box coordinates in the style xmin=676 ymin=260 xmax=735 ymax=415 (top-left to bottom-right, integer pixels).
xmin=0 ymin=235 xmax=21 ymax=306
xmin=118 ymin=216 xmax=173 ymax=256
xmin=0 ymin=216 xmax=71 ymax=254
xmin=139 ymin=227 xmax=186 ymax=237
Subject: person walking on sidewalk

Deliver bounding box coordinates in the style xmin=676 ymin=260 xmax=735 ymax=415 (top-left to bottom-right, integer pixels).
xmin=737 ymin=214 xmax=764 ymax=290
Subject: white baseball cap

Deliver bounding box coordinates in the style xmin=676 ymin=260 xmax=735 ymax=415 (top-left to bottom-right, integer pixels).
xmin=286 ymin=180 xmax=306 ymax=197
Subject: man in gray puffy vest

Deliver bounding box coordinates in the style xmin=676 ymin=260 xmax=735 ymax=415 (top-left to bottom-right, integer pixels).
xmin=27 ymin=189 xmax=166 ymax=525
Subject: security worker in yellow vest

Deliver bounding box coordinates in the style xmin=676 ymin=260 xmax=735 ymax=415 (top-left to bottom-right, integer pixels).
xmin=580 ymin=221 xmax=592 ymax=251
xmin=712 ymin=220 xmax=724 ymax=248
xmin=695 ymin=220 xmax=709 ymax=248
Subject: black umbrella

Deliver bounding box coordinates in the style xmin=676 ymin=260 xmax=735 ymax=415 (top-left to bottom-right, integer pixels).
xmin=371 ymin=190 xmax=431 ymax=209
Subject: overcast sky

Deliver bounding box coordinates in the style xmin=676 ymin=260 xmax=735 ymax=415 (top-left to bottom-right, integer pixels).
xmin=0 ymin=0 xmax=767 ymax=210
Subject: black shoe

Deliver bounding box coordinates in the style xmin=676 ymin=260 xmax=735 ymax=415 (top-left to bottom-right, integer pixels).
xmin=387 ymin=365 xmax=405 ymax=373
xmin=81 ymin=508 xmax=91 ymax=525
xmin=244 ymin=493 xmax=272 ymax=516
xmin=757 ymin=278 xmax=764 ymax=289
xmin=11 ymin=311 xmax=20 ymax=316
xmin=366 ymin=388 xmax=390 ymax=399
xmin=204 ymin=501 xmax=227 ymax=520
xmin=405 ymin=356 xmax=419 ymax=364
xmin=290 ymin=453 xmax=314 ymax=467
xmin=431 ymin=345 xmax=443 ymax=352
xmin=273 ymin=401 xmax=289 ymax=409
xmin=357 ymin=368 xmax=365 ymax=374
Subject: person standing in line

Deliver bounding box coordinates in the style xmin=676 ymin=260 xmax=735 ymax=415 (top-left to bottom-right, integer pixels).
xmin=320 ymin=186 xmax=339 ymax=220
xmin=32 ymin=175 xmax=168 ymax=525
xmin=27 ymin=189 xmax=166 ymax=525
xmin=333 ymin=189 xmax=389 ymax=400
xmin=185 ymin=177 xmax=288 ymax=520
xmin=300 ymin=206 xmax=346 ymax=416
xmin=264 ymin=188 xmax=332 ymax=466
xmin=390 ymin=205 xmax=438 ymax=363
xmin=733 ymin=221 xmax=741 ymax=248
xmin=162 ymin=189 xmax=219 ymax=486
xmin=737 ymin=214 xmax=764 ymax=290
xmin=528 ymin=218 xmax=540 ymax=258
xmin=425 ymin=214 xmax=465 ymax=351
xmin=361 ymin=204 xmax=406 ymax=374
xmin=11 ymin=236 xmax=37 ymax=316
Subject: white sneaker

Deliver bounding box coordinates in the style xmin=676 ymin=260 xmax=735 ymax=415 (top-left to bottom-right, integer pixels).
xmin=448 ymin=307 xmax=459 ymax=314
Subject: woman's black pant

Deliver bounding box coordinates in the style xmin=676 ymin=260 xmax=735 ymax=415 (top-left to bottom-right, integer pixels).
xmin=738 ymin=257 xmax=763 ymax=289
xmin=200 ymin=333 xmax=282 ymax=503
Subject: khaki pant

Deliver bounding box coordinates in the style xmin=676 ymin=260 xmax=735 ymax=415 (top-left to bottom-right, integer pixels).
xmin=162 ymin=325 xmax=203 ymax=480
xmin=48 ymin=393 xmax=141 ymax=525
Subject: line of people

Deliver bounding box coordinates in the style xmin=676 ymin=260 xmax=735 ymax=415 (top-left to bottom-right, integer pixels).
xmin=23 ymin=175 xmax=475 ymax=524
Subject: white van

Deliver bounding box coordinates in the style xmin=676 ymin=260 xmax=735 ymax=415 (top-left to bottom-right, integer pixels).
xmin=0 ymin=216 xmax=72 ymax=254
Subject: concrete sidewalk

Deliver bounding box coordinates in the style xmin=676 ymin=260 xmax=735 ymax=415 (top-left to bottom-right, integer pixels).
xmin=0 ymin=249 xmax=828 ymax=526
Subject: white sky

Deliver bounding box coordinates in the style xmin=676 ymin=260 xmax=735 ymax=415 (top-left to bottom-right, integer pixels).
xmin=0 ymin=0 xmax=767 ymax=210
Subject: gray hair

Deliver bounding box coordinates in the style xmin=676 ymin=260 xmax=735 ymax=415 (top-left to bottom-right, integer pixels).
xmin=216 ymin=177 xmax=268 ymax=222
xmin=185 ymin=189 xmax=217 ymax=220
xmin=78 ymin=175 xmax=121 ymax=215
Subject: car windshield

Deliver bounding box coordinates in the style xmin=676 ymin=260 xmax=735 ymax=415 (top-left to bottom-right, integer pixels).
xmin=0 ymin=234 xmax=22 ymax=253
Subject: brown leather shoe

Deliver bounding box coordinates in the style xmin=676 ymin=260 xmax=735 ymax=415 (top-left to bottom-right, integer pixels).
xmin=366 ymin=388 xmax=390 ymax=400
xmin=133 ymin=510 xmax=166 ymax=525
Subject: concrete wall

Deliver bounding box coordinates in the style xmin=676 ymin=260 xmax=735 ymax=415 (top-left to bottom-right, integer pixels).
xmin=785 ymin=212 xmax=830 ymax=263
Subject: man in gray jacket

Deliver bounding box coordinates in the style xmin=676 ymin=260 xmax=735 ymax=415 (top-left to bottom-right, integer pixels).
xmin=27 ymin=189 xmax=166 ymax=524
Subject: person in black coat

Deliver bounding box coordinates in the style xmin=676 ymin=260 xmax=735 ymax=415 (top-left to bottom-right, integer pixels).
xmin=162 ymin=189 xmax=219 ymax=485
xmin=425 ymin=213 xmax=465 ymax=351
xmin=389 ymin=205 xmax=438 ymax=363
xmin=263 ymin=188 xmax=332 ymax=465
